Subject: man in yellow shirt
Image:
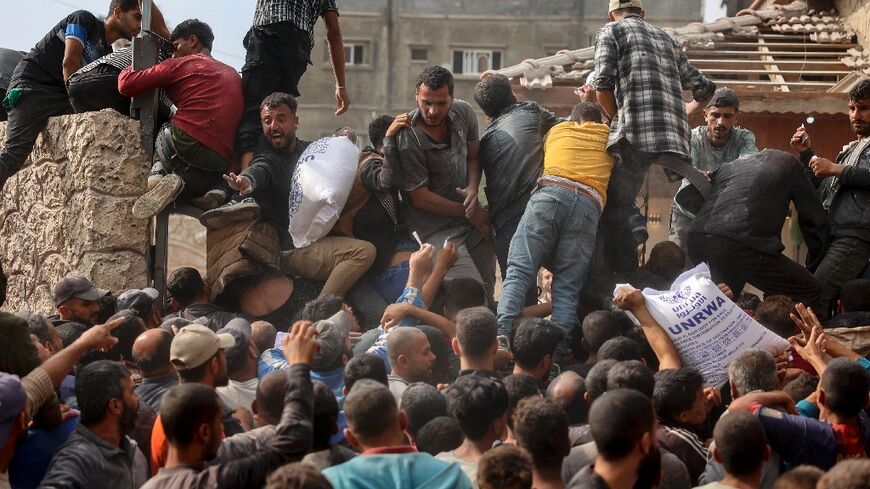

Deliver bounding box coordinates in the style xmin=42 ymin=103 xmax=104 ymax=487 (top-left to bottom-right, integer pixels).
xmin=497 ymin=103 xmax=614 ymax=359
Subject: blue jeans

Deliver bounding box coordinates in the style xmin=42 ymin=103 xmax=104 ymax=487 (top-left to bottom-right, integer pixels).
xmin=497 ymin=186 xmax=599 ymax=342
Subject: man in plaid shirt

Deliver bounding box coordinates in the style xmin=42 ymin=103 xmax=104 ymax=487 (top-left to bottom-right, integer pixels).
xmin=237 ymin=0 xmax=351 ymax=168
xmin=592 ymin=0 xmax=716 ymax=280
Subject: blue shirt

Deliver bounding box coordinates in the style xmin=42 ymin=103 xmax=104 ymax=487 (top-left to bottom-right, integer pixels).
xmin=323 ymin=451 xmax=474 ymax=489
xmin=10 ymin=415 xmax=78 ymax=489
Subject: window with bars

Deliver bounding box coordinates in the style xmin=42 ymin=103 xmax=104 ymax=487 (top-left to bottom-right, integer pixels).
xmin=452 ymin=49 xmax=502 ymax=75
xmin=343 ymin=43 xmax=365 ymax=65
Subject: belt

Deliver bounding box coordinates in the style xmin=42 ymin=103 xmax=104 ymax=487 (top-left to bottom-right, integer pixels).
xmin=536 ymin=178 xmax=602 ymax=214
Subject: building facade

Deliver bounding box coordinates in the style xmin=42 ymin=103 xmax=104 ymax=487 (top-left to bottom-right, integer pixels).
xmin=294 ymin=0 xmax=703 ymax=142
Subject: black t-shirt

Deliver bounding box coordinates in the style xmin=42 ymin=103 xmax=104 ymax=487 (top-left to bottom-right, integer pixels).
xmin=14 ymin=10 xmax=109 ymax=88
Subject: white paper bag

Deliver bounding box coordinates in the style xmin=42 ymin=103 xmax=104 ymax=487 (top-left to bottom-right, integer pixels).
xmin=616 ymin=263 xmax=789 ymax=387
xmin=288 ymin=136 xmax=360 ymax=248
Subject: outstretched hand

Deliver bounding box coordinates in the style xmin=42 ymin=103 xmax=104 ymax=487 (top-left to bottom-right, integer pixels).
xmin=224 ymin=173 xmax=253 ymax=196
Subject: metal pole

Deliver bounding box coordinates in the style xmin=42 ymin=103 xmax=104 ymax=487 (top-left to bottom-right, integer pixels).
xmin=141 ymin=0 xmax=152 ymax=33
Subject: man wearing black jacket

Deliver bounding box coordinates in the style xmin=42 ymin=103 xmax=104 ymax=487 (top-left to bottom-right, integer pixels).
xmin=791 ymin=79 xmax=870 ymax=317
xmin=687 ymin=149 xmax=828 ymax=308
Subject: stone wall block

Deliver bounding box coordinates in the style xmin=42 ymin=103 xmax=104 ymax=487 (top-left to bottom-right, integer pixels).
xmin=0 ymin=110 xmax=151 ymax=313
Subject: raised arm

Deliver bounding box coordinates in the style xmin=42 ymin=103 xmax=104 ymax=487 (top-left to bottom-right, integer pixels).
xmin=612 ymin=288 xmax=682 ymax=370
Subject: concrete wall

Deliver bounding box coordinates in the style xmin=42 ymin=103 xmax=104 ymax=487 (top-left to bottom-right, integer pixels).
xmin=837 ymin=0 xmax=870 ymax=49
xmin=0 ymin=110 xmax=151 ymax=314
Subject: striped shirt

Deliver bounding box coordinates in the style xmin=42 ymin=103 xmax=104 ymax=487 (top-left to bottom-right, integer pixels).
xmin=593 ymin=15 xmax=715 ymax=158
xmin=251 ymin=0 xmax=339 ymax=46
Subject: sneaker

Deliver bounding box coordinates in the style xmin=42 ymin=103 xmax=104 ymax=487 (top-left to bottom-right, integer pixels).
xmin=497 ymin=335 xmax=511 ymax=353
xmin=199 ymin=197 xmax=261 ymax=229
xmin=191 ymin=188 xmax=229 ymax=211
xmin=147 ymin=161 xmax=167 ymax=190
xmin=132 ymin=173 xmax=184 ymax=219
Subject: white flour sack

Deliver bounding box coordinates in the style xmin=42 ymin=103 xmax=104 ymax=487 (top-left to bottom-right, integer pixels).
xmin=288 ymin=136 xmax=360 ymax=248
xmin=616 ymin=264 xmax=789 ymax=387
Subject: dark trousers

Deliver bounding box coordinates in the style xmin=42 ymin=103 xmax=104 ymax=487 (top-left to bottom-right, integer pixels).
xmin=68 ymin=66 xmax=130 ymax=116
xmin=496 ymin=214 xmax=538 ymax=306
xmin=814 ymin=236 xmax=870 ymax=318
xmin=0 ymin=83 xmax=73 ymax=183
xmin=688 ymin=232 xmax=823 ymax=310
xmin=237 ymin=23 xmax=309 ymax=154
xmin=0 ymin=89 xmax=7 ymax=121
xmin=154 ymin=126 xmax=226 ymax=204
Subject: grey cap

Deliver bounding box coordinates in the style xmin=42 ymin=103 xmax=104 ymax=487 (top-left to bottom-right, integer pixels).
xmin=312 ymin=311 xmax=352 ymax=371
xmin=53 ymin=276 xmax=108 ymax=307
xmin=707 ymin=87 xmax=739 ymax=110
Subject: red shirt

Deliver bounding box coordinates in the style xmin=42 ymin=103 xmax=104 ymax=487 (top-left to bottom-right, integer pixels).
xmin=118 ymin=54 xmax=243 ymax=161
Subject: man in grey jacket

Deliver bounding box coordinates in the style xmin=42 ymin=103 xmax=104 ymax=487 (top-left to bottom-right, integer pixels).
xmin=141 ymin=321 xmax=317 ymax=489
xmin=39 ymin=360 xmax=149 ymax=489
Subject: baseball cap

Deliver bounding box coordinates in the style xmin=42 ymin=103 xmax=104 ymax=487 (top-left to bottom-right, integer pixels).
xmin=707 ymin=87 xmax=739 ymax=110
xmin=217 ymin=318 xmax=252 ymax=370
xmin=609 ymin=0 xmax=643 ymax=13
xmin=116 ymin=288 xmax=159 ymax=316
xmin=312 ymin=311 xmax=352 ymax=371
xmin=0 ymin=372 xmax=26 ymax=446
xmin=53 ymin=276 xmax=109 ymax=307
xmin=170 ymin=324 xmax=235 ymax=370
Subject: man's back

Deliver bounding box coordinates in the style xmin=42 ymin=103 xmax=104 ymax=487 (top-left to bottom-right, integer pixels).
xmin=542 ymin=121 xmax=614 ymax=203
xmin=323 ymin=451 xmax=473 ymax=489
xmin=691 ymin=149 xmax=827 ymax=258
xmin=479 ymin=101 xmax=556 ymax=228
xmin=593 ymin=15 xmax=714 ymax=157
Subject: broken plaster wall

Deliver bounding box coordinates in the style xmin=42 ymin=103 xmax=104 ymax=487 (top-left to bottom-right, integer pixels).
xmin=837 ymin=0 xmax=870 ymax=49
xmin=0 ymin=109 xmax=151 ymax=315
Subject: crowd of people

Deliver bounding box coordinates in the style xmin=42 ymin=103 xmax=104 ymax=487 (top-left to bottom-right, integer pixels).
xmin=1 ymin=0 xmax=870 ymax=488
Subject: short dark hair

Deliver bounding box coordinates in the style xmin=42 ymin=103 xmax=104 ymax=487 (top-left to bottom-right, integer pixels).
xmin=76 ymin=360 xmax=131 ymax=426
xmin=167 ymin=267 xmax=205 ymax=306
xmin=255 ymin=370 xmax=288 ymax=426
xmin=160 ymin=383 xmax=222 ymax=446
xmin=312 ymin=381 xmax=340 ymax=450
xmin=132 ymin=329 xmax=174 ymax=375
xmin=56 ymin=321 xmax=88 ymax=348
xmin=477 ymin=444 xmax=533 ymax=489
xmin=21 ymin=312 xmax=54 ymax=345
xmin=839 ymin=279 xmax=870 ymax=312
xmin=597 ymin=336 xmax=643 ymax=362
xmin=108 ymin=310 xmax=146 ymax=363
xmin=818 ymin=460 xmax=870 ymax=489
xmin=581 ymin=311 xmax=624 ymax=354
xmin=110 ymin=0 xmax=139 ymax=14
xmin=782 ymin=372 xmax=819 ymax=403
xmin=474 ymin=74 xmax=514 ymax=118
xmin=265 ymin=462 xmax=334 ymax=489
xmin=298 ymin=295 xmax=344 ymax=323
xmin=416 ymin=65 xmax=454 ymax=96
xmin=713 ymin=411 xmax=767 ymax=476
xmin=585 ymin=359 xmax=618 ymax=402
xmin=345 ymin=379 xmax=397 ymax=441
xmin=546 ymin=371 xmax=588 ymax=425
xmin=755 ymin=296 xmax=798 ymax=338
xmin=444 ymin=376 xmax=508 ymax=441
xmin=368 ymin=115 xmax=395 ymax=150
xmin=848 ymin=79 xmax=870 ymax=102
xmin=344 ymin=352 xmax=389 ymax=392
xmin=571 ymin=102 xmax=602 ymax=123
xmin=644 ymin=241 xmax=686 ymax=282
xmin=590 ymin=389 xmax=656 ymax=460
xmin=443 ymin=278 xmax=486 ymax=316
xmin=260 ymin=92 xmax=299 ymax=114
xmin=607 ymin=360 xmax=655 ymax=398
xmin=503 ymin=373 xmax=541 ymax=430
xmin=456 ymin=307 xmax=497 ymax=359
xmin=653 ymin=367 xmax=705 ymax=423
xmin=170 ymin=19 xmax=214 ymax=51
xmin=512 ymin=318 xmax=564 ymax=370
xmin=513 ymin=397 xmax=569 ymax=468
xmin=820 ymin=358 xmax=870 ymax=418
xmin=0 ymin=314 xmax=40 ymax=378
xmin=728 ymin=349 xmax=778 ymax=397
xmin=418 ymin=325 xmax=453 ymax=384
xmin=401 ymin=382 xmax=447 ymax=437
xmin=772 ymin=465 xmax=824 ymax=489
xmin=415 ymin=416 xmax=464 ymax=455
xmin=736 ymin=292 xmax=761 ymax=313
